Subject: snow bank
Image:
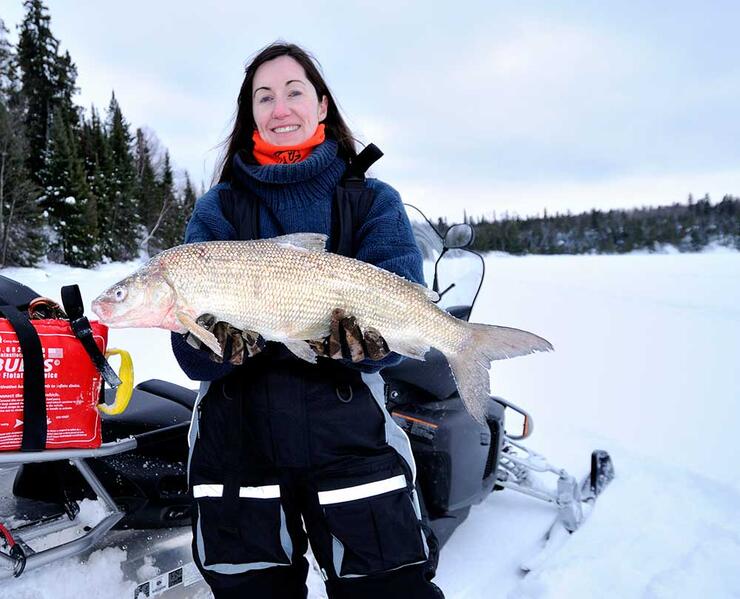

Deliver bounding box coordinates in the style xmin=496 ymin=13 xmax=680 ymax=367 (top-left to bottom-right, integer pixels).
xmin=513 ymin=451 xmax=740 ymax=599
xmin=6 ymin=546 xmax=132 ymax=599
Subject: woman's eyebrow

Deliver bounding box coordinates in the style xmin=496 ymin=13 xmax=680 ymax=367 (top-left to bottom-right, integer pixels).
xmin=253 ymin=80 xmax=306 ymax=97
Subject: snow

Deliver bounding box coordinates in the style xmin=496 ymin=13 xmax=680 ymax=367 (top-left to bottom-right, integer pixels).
xmin=6 ymin=545 xmax=132 ymax=599
xmin=1 ymin=250 xmax=739 ymax=598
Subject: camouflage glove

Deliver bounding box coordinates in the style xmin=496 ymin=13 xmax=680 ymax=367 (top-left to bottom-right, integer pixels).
xmin=308 ymin=308 xmax=390 ymax=363
xmin=186 ymin=314 xmax=266 ymax=365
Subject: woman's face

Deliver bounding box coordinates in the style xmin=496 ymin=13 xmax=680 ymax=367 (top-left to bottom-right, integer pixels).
xmin=252 ymin=55 xmax=329 ymax=146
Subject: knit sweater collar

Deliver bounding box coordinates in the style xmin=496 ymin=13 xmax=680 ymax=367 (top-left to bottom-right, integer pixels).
xmin=232 ymin=138 xmax=346 ymax=207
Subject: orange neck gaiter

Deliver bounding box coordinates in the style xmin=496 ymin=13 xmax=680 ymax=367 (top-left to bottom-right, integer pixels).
xmin=252 ymin=124 xmax=326 ymax=165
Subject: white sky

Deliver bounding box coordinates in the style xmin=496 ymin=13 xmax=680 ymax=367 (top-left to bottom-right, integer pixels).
xmin=3 ymin=0 xmax=740 ymax=220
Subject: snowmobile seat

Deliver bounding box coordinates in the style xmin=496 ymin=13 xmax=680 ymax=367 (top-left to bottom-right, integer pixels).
xmin=383 ymin=348 xmax=457 ymax=403
xmin=382 ymin=304 xmax=472 ymax=403
xmin=101 ymin=379 xmax=197 ymax=441
xmin=134 ymin=379 xmax=198 ymax=411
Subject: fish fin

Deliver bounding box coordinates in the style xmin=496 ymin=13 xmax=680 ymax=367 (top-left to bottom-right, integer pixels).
xmin=391 ymin=338 xmax=430 ymax=361
xmin=448 ymin=323 xmax=553 ymax=424
xmin=176 ymin=311 xmax=222 ymax=357
xmin=463 ymin=323 xmax=553 ymax=361
xmin=283 ymin=340 xmax=318 ymax=364
xmin=271 ymin=233 xmax=328 ymax=252
xmin=410 ymin=281 xmax=439 ymax=302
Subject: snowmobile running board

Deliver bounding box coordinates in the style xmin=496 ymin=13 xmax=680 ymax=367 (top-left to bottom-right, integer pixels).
xmin=0 ymin=425 xmax=187 ymax=579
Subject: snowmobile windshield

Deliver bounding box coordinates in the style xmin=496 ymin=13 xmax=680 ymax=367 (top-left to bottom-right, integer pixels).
xmin=405 ymin=204 xmax=483 ymax=316
xmin=406 ymin=204 xmax=444 ymax=262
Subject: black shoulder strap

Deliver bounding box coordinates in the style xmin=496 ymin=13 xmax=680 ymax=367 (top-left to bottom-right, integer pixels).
xmin=0 ymin=305 xmax=46 ymax=451
xmin=61 ymin=285 xmax=121 ymax=388
xmin=343 ymin=143 xmax=384 ymax=182
xmin=219 ymin=185 xmax=260 ymax=241
xmin=332 ymin=144 xmax=384 ymax=257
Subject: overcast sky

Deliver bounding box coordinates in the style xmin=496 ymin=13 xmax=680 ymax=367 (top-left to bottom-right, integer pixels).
xmin=3 ymin=0 xmax=739 ymax=220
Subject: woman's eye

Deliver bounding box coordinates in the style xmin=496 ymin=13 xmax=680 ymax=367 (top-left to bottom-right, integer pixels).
xmin=258 ymin=95 xmax=273 ymax=104
xmin=288 ymin=90 xmax=302 ymax=98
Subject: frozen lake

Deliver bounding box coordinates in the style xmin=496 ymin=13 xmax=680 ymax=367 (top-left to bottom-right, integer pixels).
xmin=2 ymin=249 xmax=739 ymax=598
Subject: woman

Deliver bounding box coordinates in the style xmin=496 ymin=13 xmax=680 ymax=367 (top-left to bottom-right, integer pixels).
xmin=172 ymin=42 xmax=444 ymax=599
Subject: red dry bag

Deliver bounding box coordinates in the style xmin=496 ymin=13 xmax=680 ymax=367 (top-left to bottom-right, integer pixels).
xmin=0 ymin=319 xmax=108 ymax=451
xmin=0 ymin=285 xmax=118 ymax=452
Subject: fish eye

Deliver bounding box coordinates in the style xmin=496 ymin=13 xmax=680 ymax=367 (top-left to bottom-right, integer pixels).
xmin=113 ymin=287 xmax=127 ymax=302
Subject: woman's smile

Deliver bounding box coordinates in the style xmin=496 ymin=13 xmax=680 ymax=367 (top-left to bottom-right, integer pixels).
xmin=272 ymin=124 xmax=301 ymax=134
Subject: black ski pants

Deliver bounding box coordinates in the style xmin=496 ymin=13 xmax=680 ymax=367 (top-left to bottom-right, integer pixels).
xmin=188 ymin=357 xmax=444 ymax=599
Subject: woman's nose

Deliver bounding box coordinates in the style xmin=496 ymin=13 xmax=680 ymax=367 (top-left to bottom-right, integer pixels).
xmin=272 ymin=99 xmax=291 ymax=119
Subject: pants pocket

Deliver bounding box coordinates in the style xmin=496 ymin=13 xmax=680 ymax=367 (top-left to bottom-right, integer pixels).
xmin=194 ymin=483 xmax=292 ymax=573
xmin=320 ymin=475 xmax=428 ymax=577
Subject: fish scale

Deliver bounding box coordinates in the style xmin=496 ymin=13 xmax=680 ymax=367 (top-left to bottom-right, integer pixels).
xmin=92 ymin=233 xmax=553 ymax=423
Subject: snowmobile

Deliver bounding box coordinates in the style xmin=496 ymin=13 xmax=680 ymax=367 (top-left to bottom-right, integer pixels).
xmin=0 ymin=205 xmax=613 ymax=596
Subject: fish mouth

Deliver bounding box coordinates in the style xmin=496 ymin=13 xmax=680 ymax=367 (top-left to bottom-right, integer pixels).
xmin=91 ymin=302 xmax=146 ymax=328
xmin=91 ymin=298 xmax=117 ymax=324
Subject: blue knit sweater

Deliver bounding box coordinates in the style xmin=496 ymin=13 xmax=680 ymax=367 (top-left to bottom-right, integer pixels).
xmin=171 ymin=139 xmax=424 ymax=381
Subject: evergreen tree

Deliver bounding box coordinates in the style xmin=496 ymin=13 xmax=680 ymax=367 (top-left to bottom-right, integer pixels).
xmin=41 ymin=108 xmax=100 ymax=266
xmin=144 ymin=151 xmax=180 ymax=253
xmin=0 ymin=19 xmax=46 ymax=266
xmin=16 ymin=0 xmax=78 ymax=183
xmin=134 ymin=127 xmax=159 ymax=250
xmin=181 ymin=174 xmax=197 ymax=223
xmin=0 ymin=19 xmax=13 ymax=93
xmin=80 ymin=105 xmax=111 ymax=251
xmin=149 ymin=169 xmax=195 ymax=252
xmin=104 ymin=92 xmax=140 ymax=260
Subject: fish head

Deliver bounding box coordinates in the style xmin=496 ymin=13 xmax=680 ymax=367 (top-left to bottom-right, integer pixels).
xmin=92 ymin=262 xmax=178 ymax=329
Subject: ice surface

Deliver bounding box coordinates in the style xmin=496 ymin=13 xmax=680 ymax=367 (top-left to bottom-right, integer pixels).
xmin=1 ymin=249 xmax=739 ymax=598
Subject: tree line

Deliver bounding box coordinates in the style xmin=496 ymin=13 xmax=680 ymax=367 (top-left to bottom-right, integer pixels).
xmin=0 ymin=0 xmax=196 ymax=268
xmin=448 ymin=195 xmax=739 ymax=255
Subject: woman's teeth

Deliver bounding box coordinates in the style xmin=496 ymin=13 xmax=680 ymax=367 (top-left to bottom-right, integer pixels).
xmin=273 ymin=125 xmax=299 ymax=133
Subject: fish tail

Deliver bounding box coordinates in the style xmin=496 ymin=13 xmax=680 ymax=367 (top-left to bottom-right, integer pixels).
xmin=447 ymin=323 xmax=553 ymax=424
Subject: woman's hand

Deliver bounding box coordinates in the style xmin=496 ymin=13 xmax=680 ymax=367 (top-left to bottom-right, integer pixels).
xmin=186 ymin=314 xmax=266 ymax=365
xmin=308 ymin=308 xmax=390 ymax=363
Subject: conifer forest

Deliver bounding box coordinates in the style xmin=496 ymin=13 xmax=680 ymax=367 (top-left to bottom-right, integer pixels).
xmin=464 ymin=195 xmax=740 ymax=255
xmin=0 ymin=0 xmax=196 ymax=268
xmin=0 ymin=1 xmax=738 ymax=269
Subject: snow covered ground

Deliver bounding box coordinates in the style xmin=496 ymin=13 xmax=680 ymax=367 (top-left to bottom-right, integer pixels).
xmin=1 ymin=249 xmax=739 ymax=598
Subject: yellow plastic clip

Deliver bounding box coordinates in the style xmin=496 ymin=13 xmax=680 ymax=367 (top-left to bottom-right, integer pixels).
xmin=98 ymin=348 xmax=134 ymax=416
